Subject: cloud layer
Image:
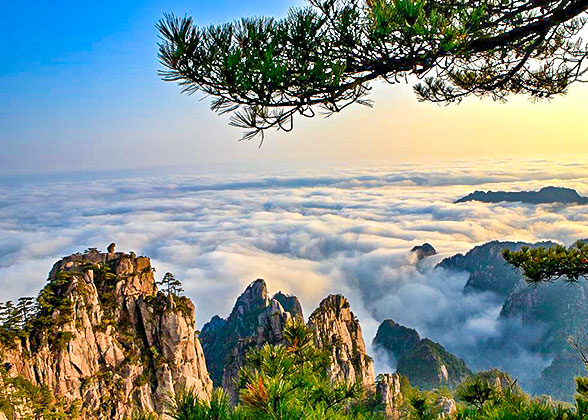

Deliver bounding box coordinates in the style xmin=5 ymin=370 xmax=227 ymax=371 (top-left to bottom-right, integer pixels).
xmin=2 ymin=159 xmax=588 ymax=386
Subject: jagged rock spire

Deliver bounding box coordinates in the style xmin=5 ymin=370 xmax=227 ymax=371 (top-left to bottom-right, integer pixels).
xmin=200 ymin=279 xmax=303 ymax=402
xmin=307 ymin=294 xmax=375 ymax=391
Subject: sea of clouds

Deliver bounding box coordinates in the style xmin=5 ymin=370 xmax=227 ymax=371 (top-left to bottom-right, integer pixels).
xmin=2 ymin=158 xmax=588 ymax=386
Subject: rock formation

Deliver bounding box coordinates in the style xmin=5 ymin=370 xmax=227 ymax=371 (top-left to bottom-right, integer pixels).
xmin=200 ymin=279 xmax=303 ymax=402
xmin=0 ymin=249 xmax=212 ymax=419
xmin=373 ymin=320 xmax=421 ymax=361
xmin=436 ymin=397 xmax=457 ymax=418
xmin=411 ymin=243 xmax=437 ymax=260
xmin=376 ymin=373 xmax=403 ymax=419
xmin=307 ymin=295 xmax=375 ymax=391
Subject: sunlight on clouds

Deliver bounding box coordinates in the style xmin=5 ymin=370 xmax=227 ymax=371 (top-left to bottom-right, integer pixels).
xmin=2 ymin=158 xmax=588 ymax=385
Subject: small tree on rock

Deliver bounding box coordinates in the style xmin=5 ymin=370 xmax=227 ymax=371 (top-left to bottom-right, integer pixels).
xmin=157 ymin=272 xmax=184 ymax=296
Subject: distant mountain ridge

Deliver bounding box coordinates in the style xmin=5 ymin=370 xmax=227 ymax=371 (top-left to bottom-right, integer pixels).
xmin=455 ymin=186 xmax=588 ymax=205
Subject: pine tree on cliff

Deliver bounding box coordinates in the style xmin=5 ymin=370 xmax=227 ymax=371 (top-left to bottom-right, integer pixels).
xmin=158 ymin=0 xmax=588 ymax=141
xmin=16 ymin=297 xmax=36 ymax=327
xmin=158 ymin=272 xmax=184 ymax=296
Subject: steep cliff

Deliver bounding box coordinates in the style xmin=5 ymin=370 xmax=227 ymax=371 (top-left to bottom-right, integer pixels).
xmin=307 ymin=295 xmax=375 ymax=391
xmin=376 ymin=373 xmax=404 ymax=419
xmin=0 ymin=248 xmax=212 ymax=419
xmin=200 ymin=279 xmax=303 ymax=401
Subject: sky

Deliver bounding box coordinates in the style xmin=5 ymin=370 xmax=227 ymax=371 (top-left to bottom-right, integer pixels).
xmin=1 ymin=0 xmax=588 ymax=176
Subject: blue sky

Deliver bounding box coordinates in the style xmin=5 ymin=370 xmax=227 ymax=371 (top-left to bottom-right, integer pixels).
xmin=1 ymin=0 xmax=303 ymax=175
xmin=2 ymin=1 xmax=587 ymax=175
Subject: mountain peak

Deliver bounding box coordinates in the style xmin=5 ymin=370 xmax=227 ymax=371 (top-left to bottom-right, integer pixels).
xmin=411 ymin=243 xmax=437 ymax=260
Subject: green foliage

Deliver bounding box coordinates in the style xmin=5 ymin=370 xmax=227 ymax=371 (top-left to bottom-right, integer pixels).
xmin=167 ymin=388 xmax=234 ymax=420
xmin=158 ymin=0 xmax=588 ymax=140
xmin=0 ymin=366 xmax=79 ymax=419
xmin=130 ymin=410 xmax=161 ymax=420
xmin=158 ymin=272 xmax=184 ymax=296
xmin=454 ymin=370 xmax=577 ymax=420
xmin=169 ymin=319 xmax=385 ymax=420
xmin=503 ymin=241 xmax=588 ymax=284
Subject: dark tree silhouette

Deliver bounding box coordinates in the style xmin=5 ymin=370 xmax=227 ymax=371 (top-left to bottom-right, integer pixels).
xmin=158 ymin=0 xmax=588 ymax=141
xmin=16 ymin=297 xmax=36 ymax=327
xmin=157 ymin=272 xmax=184 ymax=296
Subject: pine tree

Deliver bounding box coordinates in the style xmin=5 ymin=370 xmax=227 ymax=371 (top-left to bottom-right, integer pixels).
xmin=504 ymin=241 xmax=588 ymax=284
xmin=158 ymin=0 xmax=588 ymax=140
xmin=16 ymin=297 xmax=36 ymax=328
xmin=157 ymin=272 xmax=183 ymax=296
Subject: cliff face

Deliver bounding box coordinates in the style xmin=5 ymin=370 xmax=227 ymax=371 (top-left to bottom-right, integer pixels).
xmin=307 ymin=295 xmax=375 ymax=391
xmin=376 ymin=373 xmax=403 ymax=419
xmin=200 ymin=279 xmax=303 ymax=402
xmin=0 ymin=249 xmax=212 ymax=419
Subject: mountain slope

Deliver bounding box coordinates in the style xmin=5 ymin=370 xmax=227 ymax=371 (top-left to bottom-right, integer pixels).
xmin=373 ymin=319 xmax=472 ymax=390
xmin=438 ymin=240 xmax=557 ymax=296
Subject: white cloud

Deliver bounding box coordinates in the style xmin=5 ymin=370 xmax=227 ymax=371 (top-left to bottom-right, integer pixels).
xmin=2 ymin=158 xmax=588 ymax=387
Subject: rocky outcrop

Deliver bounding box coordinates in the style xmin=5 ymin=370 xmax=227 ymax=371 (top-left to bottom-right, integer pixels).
xmin=0 ymin=249 xmax=212 ymax=419
xmin=411 ymin=243 xmax=437 ymax=260
xmin=377 ymin=373 xmax=403 ymax=419
xmin=373 ymin=320 xmax=421 ymax=361
xmin=307 ymin=295 xmax=375 ymax=391
xmin=200 ymin=279 xmax=303 ymax=402
xmin=436 ymin=397 xmax=457 ymax=418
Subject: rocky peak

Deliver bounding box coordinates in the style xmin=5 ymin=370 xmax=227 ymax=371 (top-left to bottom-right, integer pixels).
xmin=307 ymin=295 xmax=375 ymax=390
xmin=0 ymin=248 xmax=212 ymax=419
xmin=231 ymin=279 xmax=270 ymax=317
xmin=373 ymin=319 xmax=421 ymax=361
xmin=200 ymin=279 xmax=303 ymax=402
xmin=411 ymin=243 xmax=437 ymax=260
xmin=273 ymin=291 xmax=304 ymax=319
